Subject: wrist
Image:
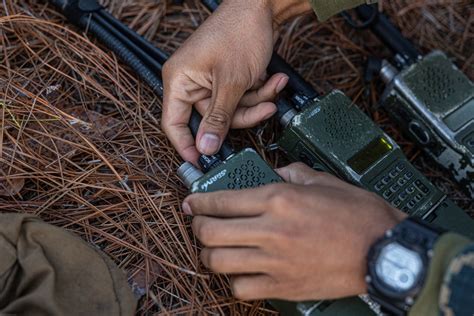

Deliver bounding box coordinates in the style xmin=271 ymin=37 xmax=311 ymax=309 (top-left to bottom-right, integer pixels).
xmin=355 ymin=206 xmax=407 ymax=294
xmin=268 ymin=0 xmax=312 ymax=24
xmin=237 ymin=0 xmax=312 ymax=25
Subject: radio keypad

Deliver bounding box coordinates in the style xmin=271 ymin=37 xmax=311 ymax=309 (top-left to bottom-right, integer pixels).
xmin=372 ymin=162 xmax=432 ymax=214
xmin=406 ymin=185 xmax=416 ymax=194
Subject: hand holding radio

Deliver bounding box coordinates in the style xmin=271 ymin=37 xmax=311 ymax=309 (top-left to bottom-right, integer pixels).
xmin=183 ymin=163 xmax=406 ymax=301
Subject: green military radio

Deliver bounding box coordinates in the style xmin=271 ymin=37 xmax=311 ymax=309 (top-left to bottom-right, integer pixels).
xmin=355 ymin=5 xmax=474 ymax=198
xmin=266 ymin=53 xmax=474 ymax=239
xmin=178 ymin=148 xmax=282 ymax=193
xmin=198 ymin=1 xmax=474 ymax=315
xmin=52 ymin=1 xmax=473 ymax=315
xmin=266 ymin=52 xmax=474 ymax=316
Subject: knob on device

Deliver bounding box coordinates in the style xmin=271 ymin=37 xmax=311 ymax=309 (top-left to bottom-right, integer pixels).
xmin=178 ymin=162 xmax=204 ymax=189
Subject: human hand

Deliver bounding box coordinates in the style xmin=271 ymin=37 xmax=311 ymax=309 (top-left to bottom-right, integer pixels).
xmin=162 ymin=0 xmax=311 ymax=163
xmin=183 ymin=163 xmax=407 ymax=301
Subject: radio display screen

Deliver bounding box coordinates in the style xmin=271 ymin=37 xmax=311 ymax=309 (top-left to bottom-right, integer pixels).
xmin=348 ymin=137 xmax=393 ymax=174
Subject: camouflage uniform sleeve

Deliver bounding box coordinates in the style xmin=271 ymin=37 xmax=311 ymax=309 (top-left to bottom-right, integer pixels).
xmin=409 ymin=233 xmax=474 ymax=316
xmin=308 ymin=0 xmax=377 ymax=21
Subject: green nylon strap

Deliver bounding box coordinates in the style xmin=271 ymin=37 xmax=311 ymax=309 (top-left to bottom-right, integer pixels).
xmin=408 ymin=233 xmax=472 ymax=316
xmin=309 ymin=0 xmax=377 ymax=21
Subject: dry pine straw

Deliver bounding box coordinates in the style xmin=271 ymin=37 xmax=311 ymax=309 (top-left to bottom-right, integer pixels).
xmin=0 ymin=0 xmax=472 ymax=315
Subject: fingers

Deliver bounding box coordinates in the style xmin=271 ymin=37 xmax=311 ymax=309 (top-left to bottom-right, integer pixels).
xmin=276 ymin=162 xmax=343 ymax=187
xmin=183 ymin=186 xmax=273 ymax=217
xmin=231 ymin=275 xmax=278 ymax=300
xmin=196 ymin=74 xmax=246 ymax=156
xmin=231 ymin=102 xmax=276 ymax=128
xmin=162 ymin=63 xmax=210 ymax=163
xmin=192 ymin=216 xmax=268 ymax=247
xmin=195 ymin=99 xmax=276 ymax=129
xmin=200 ymin=248 xmax=273 ymax=274
xmin=161 ymin=96 xmax=200 ymax=164
xmin=240 ymin=73 xmax=288 ymax=107
xmin=194 ymin=72 xmax=288 ymax=156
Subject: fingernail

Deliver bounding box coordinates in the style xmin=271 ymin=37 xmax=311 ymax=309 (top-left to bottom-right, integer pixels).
xmin=276 ymin=75 xmax=289 ymax=94
xmin=182 ymin=202 xmax=192 ymax=216
xmin=198 ymin=133 xmax=220 ymax=155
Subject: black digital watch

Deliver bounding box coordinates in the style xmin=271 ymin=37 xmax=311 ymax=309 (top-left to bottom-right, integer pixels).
xmin=366 ymin=217 xmax=444 ymax=315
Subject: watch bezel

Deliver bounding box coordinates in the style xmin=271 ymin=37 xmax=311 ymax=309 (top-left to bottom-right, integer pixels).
xmin=367 ymin=237 xmax=429 ymax=301
xmin=366 ymin=217 xmax=443 ymax=314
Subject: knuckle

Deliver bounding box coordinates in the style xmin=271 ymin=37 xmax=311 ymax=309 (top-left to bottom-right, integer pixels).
xmin=162 ymin=60 xmax=175 ymax=78
xmin=160 ymin=119 xmax=170 ymax=133
xmin=194 ymin=219 xmax=217 ymax=246
xmin=205 ymin=108 xmax=231 ymax=129
xmin=206 ymin=250 xmax=223 ymax=272
xmin=267 ymin=185 xmax=296 ymax=209
xmin=289 ymin=162 xmax=307 ymax=170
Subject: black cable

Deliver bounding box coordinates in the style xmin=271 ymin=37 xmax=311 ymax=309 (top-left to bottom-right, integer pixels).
xmin=82 ymin=13 xmax=165 ymax=95
xmin=98 ymin=10 xmax=169 ymax=64
xmin=201 ymin=0 xmax=219 ymax=11
xmin=340 ymin=9 xmax=377 ymax=29
xmin=267 ymin=54 xmax=319 ymax=102
xmin=355 ymin=5 xmax=421 ymax=67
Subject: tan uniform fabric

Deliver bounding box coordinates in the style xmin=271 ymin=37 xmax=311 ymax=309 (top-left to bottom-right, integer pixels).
xmin=309 ymin=0 xmax=377 ymax=21
xmin=0 ymin=213 xmax=137 ymax=316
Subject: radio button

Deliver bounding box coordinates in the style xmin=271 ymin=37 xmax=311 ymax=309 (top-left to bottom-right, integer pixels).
xmin=383 ymin=189 xmax=393 ymax=199
xmin=404 ymin=172 xmax=414 ymax=180
xmin=399 ymin=191 xmax=408 ymax=201
xmin=397 ymin=178 xmax=407 ymax=186
xmin=392 ymin=199 xmax=402 ymax=207
xmin=375 ymin=181 xmax=384 ymax=191
xmin=389 ymin=169 xmax=399 ymax=178
xmin=381 ymin=176 xmax=391 ymax=185
xmin=390 ymin=184 xmax=400 ymax=193
xmin=395 ymin=163 xmax=406 ymax=172
xmin=415 ymin=182 xmax=430 ymax=194
xmin=408 ymin=121 xmax=431 ymax=145
xmin=414 ymin=194 xmax=423 ymax=203
xmin=407 ymin=200 xmax=417 ymax=209
xmin=406 ymin=186 xmax=416 ymax=194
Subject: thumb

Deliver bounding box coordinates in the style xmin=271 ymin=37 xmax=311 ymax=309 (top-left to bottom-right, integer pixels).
xmin=196 ymin=80 xmax=245 ymax=156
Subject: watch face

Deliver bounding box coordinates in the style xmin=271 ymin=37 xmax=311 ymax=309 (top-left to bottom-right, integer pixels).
xmin=375 ymin=242 xmax=423 ymax=293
